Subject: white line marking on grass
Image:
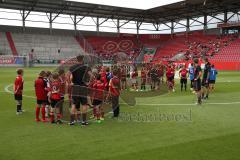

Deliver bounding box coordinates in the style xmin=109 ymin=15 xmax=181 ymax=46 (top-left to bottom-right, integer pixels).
xmin=4 ymin=84 xmax=240 ymax=106
xmin=129 ymin=102 xmax=240 ymax=106
xmin=4 ymin=84 xmax=35 ymax=98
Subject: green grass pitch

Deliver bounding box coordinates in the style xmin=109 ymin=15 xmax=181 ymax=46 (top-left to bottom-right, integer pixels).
xmin=0 ymin=67 xmax=240 ymax=160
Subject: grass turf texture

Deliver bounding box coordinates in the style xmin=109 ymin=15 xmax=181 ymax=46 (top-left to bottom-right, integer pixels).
xmin=0 ymin=67 xmax=240 ymax=160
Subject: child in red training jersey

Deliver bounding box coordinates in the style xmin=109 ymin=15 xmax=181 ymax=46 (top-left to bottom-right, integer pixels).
xmin=166 ymin=65 xmax=175 ymax=92
xmin=131 ymin=68 xmax=138 ymax=91
xmin=49 ymin=73 xmax=62 ymax=124
xmin=43 ymin=71 xmax=51 ymax=118
xmin=179 ymin=65 xmax=188 ymax=92
xmin=14 ymin=68 xmax=24 ymax=115
xmin=34 ymin=71 xmax=47 ymax=122
xmin=92 ymin=74 xmax=106 ymax=122
xmin=109 ymin=69 xmax=121 ymax=118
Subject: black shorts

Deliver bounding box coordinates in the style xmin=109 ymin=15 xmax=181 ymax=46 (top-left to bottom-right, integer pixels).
xmin=209 ymin=80 xmax=216 ymax=84
xmin=71 ymin=84 xmax=89 ymax=108
xmin=121 ymin=78 xmax=126 ymax=82
xmin=72 ymin=96 xmax=88 ymax=109
xmin=45 ymin=96 xmax=50 ymax=105
xmin=190 ymin=80 xmax=194 ymax=88
xmin=193 ymin=79 xmax=201 ymax=91
xmin=202 ymin=79 xmax=209 ymax=87
xmin=180 ymin=79 xmax=187 ymax=84
xmin=14 ymin=94 xmax=22 ymax=101
xmin=92 ymin=99 xmax=103 ymax=106
xmin=168 ymin=76 xmax=174 ymax=81
xmin=37 ymin=100 xmax=46 ymax=105
xmin=50 ymin=99 xmax=60 ymax=108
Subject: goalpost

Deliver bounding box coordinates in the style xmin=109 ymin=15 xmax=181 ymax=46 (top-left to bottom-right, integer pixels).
xmin=0 ymin=55 xmax=29 ymax=67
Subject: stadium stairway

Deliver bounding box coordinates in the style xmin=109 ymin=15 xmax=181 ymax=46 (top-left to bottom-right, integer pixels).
xmin=0 ymin=32 xmax=12 ymax=55
xmin=154 ymin=36 xmax=186 ymax=60
xmin=5 ymin=32 xmax=18 ymax=56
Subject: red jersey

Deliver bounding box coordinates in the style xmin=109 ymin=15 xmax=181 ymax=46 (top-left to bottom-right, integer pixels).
xmin=141 ymin=70 xmax=147 ymax=79
xmin=59 ymin=76 xmax=66 ymax=97
xmin=93 ymin=80 xmax=105 ymax=100
xmin=131 ymin=71 xmax=138 ymax=79
xmin=109 ymin=76 xmax=120 ymax=96
xmin=157 ymin=65 xmax=164 ymax=77
xmin=100 ymin=71 xmax=108 ymax=86
xmin=35 ymin=77 xmax=47 ymax=100
xmin=166 ymin=68 xmax=175 ymax=78
xmin=50 ymin=80 xmax=61 ymax=100
xmin=121 ymin=68 xmax=127 ymax=79
xmin=14 ymin=75 xmax=24 ymax=95
xmin=179 ymin=69 xmax=188 ymax=79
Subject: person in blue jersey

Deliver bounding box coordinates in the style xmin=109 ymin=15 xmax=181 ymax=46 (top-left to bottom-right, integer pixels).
xmin=209 ymin=64 xmax=218 ymax=92
xmin=188 ymin=63 xmax=195 ymax=91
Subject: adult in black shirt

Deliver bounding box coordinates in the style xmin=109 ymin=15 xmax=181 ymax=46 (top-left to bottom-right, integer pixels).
xmin=193 ymin=58 xmax=202 ymax=105
xmin=202 ymin=58 xmax=211 ymax=99
xmin=69 ymin=55 xmax=92 ymax=126
xmin=150 ymin=66 xmax=158 ymax=90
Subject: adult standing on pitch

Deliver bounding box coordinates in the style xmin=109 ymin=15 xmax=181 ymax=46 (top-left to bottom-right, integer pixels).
xmin=193 ymin=59 xmax=202 ymax=105
xmin=69 ymin=55 xmax=92 ymax=126
xmin=202 ymin=58 xmax=211 ymax=100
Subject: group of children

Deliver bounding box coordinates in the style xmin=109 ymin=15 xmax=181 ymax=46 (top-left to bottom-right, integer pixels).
xmin=13 ymin=65 xmax=121 ymax=125
xmin=13 ymin=59 xmax=218 ymax=124
xmin=34 ymin=70 xmax=65 ymax=123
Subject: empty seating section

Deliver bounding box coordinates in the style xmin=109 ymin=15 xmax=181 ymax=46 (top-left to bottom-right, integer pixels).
xmin=11 ymin=33 xmax=84 ymax=60
xmin=154 ymin=36 xmax=186 ymax=60
xmin=0 ymin=32 xmax=12 ymax=55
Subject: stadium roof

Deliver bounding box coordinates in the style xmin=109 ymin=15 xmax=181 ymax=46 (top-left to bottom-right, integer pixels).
xmin=65 ymin=0 xmax=185 ymax=10
xmin=0 ymin=0 xmax=240 ymax=24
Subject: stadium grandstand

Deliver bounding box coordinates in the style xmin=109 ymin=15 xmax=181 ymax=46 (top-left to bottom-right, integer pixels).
xmin=0 ymin=0 xmax=239 ymax=69
xmin=1 ymin=1 xmax=240 ymax=159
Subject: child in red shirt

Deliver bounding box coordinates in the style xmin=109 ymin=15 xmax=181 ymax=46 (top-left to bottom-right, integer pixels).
xmin=14 ymin=68 xmax=24 ymax=115
xmin=34 ymin=71 xmax=47 ymax=122
xmin=179 ymin=65 xmax=188 ymax=91
xmin=92 ymin=74 xmax=106 ymax=122
xmin=131 ymin=68 xmax=138 ymax=91
xmin=109 ymin=69 xmax=121 ymax=118
xmin=49 ymin=73 xmax=62 ymax=124
xmin=166 ymin=65 xmax=175 ymax=92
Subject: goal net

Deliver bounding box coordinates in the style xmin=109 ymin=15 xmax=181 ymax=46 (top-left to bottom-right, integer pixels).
xmin=0 ymin=55 xmax=28 ymax=67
